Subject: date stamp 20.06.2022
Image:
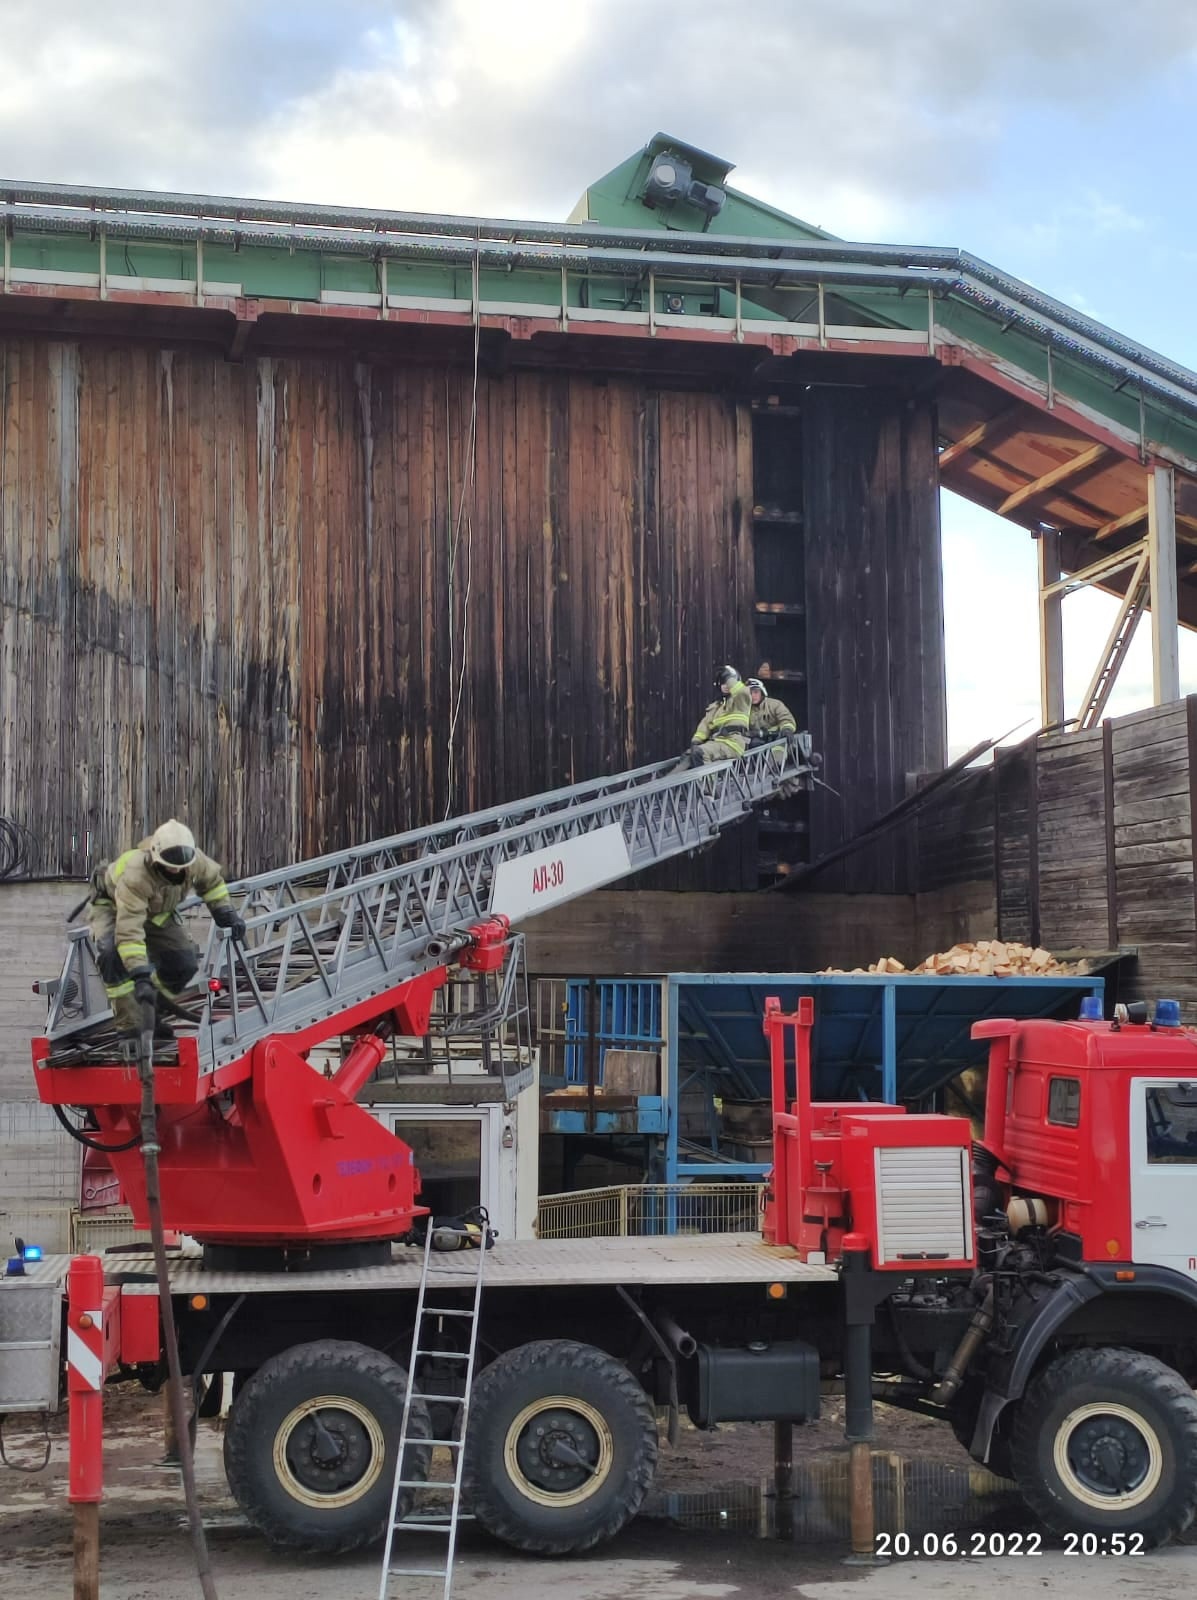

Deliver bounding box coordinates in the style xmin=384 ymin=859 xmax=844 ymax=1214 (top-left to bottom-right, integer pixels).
xmin=874 ymin=1530 xmax=1147 ymax=1558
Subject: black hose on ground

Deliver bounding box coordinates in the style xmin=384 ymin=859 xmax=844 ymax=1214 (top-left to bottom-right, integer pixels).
xmin=136 ymin=1024 xmax=219 ymax=1600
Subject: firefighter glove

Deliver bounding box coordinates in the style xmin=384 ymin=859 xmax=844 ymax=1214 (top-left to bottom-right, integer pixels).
xmin=212 ymin=904 xmax=247 ymax=943
xmin=133 ymin=972 xmax=158 ymax=1010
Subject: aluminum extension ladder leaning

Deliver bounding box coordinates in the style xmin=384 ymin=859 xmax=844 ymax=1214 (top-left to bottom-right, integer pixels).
xmin=43 ymin=737 xmax=817 ymax=1070
xmin=379 ymin=1225 xmax=488 ymax=1600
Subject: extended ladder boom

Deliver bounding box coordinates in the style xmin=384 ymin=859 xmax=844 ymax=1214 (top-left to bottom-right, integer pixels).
xmin=44 ymin=740 xmax=815 ymax=1072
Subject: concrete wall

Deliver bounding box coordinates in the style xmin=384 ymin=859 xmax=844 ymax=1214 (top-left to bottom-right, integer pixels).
xmin=0 ymin=881 xmax=83 ymax=1250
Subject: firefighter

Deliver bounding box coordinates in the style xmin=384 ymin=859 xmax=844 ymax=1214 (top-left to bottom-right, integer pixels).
xmin=87 ymin=820 xmax=245 ymax=1037
xmin=747 ymin=678 xmax=797 ymax=744
xmin=682 ymin=665 xmax=753 ymax=766
xmin=747 ymin=677 xmax=804 ymax=797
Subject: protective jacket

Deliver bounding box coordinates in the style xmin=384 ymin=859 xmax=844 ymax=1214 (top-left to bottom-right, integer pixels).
xmin=750 ymin=695 xmax=797 ymax=741
xmin=692 ymin=684 xmax=752 ymax=755
xmin=95 ymin=842 xmax=230 ymax=972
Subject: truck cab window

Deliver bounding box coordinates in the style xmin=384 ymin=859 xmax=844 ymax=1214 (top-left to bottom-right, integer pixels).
xmin=1047 ymin=1077 xmax=1081 ymax=1127
xmin=1145 ymin=1085 xmax=1197 ymax=1163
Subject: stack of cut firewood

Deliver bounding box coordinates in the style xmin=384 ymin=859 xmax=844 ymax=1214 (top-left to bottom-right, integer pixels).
xmin=820 ymin=940 xmax=1088 ymax=978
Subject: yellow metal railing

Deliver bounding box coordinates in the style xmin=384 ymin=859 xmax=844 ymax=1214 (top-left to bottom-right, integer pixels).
xmin=535 ymin=1182 xmax=764 ymax=1239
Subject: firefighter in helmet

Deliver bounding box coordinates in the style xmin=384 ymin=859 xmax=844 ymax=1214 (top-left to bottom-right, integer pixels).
xmin=747 ymin=677 xmax=804 ymax=797
xmin=681 ymin=666 xmax=753 ymax=766
xmin=87 ymin=820 xmax=245 ymax=1037
xmin=746 ymin=677 xmax=797 ymax=743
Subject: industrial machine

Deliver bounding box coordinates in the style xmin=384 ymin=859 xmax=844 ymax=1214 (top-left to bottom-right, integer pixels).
xmin=32 ymin=744 xmax=815 ymax=1259
xmin=8 ymin=745 xmax=1197 ymax=1562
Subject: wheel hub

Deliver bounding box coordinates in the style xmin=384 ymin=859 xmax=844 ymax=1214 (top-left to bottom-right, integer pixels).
xmin=517 ymin=1408 xmax=599 ymax=1492
xmin=1053 ymin=1400 xmax=1164 ymax=1512
xmin=289 ymin=1409 xmax=368 ymax=1489
xmin=274 ymin=1395 xmax=387 ymax=1508
xmin=1069 ymin=1414 xmax=1150 ymax=1495
xmin=503 ymin=1394 xmax=616 ymax=1509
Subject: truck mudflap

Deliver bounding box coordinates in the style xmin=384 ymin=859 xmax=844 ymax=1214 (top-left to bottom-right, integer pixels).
xmin=971 ymin=1264 xmax=1197 ymax=1462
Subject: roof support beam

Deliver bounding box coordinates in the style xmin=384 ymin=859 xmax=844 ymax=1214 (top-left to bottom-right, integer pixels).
xmin=997 ymin=442 xmax=1108 ymax=518
xmin=1149 ymin=465 xmax=1181 ymax=705
xmin=1042 ymin=543 xmax=1148 ymax=599
xmin=1094 ymin=504 xmax=1148 ymax=541
xmin=1038 ymin=530 xmax=1065 ymax=730
xmin=937 ymin=407 xmax=1020 ymax=470
xmin=1077 ymin=545 xmax=1150 ymax=729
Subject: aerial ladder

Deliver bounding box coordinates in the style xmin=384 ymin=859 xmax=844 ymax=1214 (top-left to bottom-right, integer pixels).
xmin=33 ymin=740 xmax=816 ymax=1258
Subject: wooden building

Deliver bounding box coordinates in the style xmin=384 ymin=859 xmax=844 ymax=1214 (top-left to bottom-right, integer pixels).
xmin=1 ymin=134 xmax=1197 ymax=904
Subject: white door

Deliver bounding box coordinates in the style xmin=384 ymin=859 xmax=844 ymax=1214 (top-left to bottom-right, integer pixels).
xmin=1129 ymin=1079 xmax=1197 ymax=1277
xmin=376 ymin=1104 xmax=515 ymax=1240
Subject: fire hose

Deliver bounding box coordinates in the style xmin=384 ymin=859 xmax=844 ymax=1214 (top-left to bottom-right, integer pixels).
xmin=136 ymin=1018 xmax=219 ymax=1600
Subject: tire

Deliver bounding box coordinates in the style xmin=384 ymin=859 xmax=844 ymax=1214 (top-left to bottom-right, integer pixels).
xmin=463 ymin=1339 xmax=658 ymax=1555
xmin=1011 ymin=1346 xmax=1197 ymax=1546
xmin=223 ymin=1339 xmax=431 ymax=1554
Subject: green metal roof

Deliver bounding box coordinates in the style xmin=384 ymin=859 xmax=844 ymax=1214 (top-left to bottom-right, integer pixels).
xmin=3 ymin=135 xmax=1197 ymax=480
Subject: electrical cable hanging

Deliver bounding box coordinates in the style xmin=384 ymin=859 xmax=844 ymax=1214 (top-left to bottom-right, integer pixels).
xmin=52 ymin=1102 xmax=142 ymax=1153
xmin=443 ymin=239 xmax=481 ymax=820
xmin=0 ymin=816 xmax=33 ymax=879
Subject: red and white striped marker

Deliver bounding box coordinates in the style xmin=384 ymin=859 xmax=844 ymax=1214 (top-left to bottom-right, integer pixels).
xmin=67 ymin=1255 xmax=107 ymax=1504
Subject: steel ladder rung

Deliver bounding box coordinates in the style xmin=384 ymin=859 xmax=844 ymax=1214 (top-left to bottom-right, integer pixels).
xmin=415 ymin=1348 xmax=469 ymax=1359
xmin=417 ymin=1393 xmax=465 ymax=1404
xmin=393 ymin=1478 xmax=454 ymax=1491
xmin=388 ymin=1566 xmax=450 ymax=1579
xmin=395 ymin=1516 xmax=476 ymax=1531
xmin=422 ymin=1308 xmax=474 ymax=1317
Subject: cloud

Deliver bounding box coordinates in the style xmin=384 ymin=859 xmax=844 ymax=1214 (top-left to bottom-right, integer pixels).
xmin=2 ymin=0 xmax=1196 ymax=233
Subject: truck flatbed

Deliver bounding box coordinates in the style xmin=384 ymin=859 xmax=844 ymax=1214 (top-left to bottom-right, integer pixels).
xmin=36 ymin=1232 xmax=837 ymax=1297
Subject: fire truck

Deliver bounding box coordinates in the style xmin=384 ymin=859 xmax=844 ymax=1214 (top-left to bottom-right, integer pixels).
xmin=4 ymin=745 xmax=1197 ymax=1558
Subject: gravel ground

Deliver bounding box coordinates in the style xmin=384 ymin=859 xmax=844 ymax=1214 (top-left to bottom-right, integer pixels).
xmin=3 ymin=1387 xmax=1196 ymax=1599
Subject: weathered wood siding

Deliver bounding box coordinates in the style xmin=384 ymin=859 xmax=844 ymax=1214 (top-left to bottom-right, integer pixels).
xmin=0 ymin=337 xmax=762 ymax=882
xmin=917 ymin=768 xmax=994 ymax=893
xmin=994 ymin=744 xmax=1034 ymax=944
xmin=1037 ymin=729 xmax=1107 ymax=950
xmin=803 ymin=390 xmax=946 ymax=891
xmin=916 ymin=701 xmax=1197 ymax=1013
xmin=1110 ymin=703 xmax=1196 ymax=1004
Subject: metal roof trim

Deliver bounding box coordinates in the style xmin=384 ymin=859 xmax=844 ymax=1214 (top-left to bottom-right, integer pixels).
xmin=4 ymin=180 xmax=1197 ymax=424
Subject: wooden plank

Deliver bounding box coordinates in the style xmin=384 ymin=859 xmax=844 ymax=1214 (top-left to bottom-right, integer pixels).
xmin=999 ymin=442 xmax=1109 ymax=518
xmin=937 ymin=406 xmax=1020 ymax=470
xmin=1094 ymin=503 xmax=1148 ymax=542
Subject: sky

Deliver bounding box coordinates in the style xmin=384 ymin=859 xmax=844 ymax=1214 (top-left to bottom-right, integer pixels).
xmin=4 ymin=0 xmax=1197 ymax=757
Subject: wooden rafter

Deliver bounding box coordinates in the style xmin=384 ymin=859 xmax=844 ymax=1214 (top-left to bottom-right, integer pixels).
xmin=997 ymin=442 xmax=1108 ymax=517
xmin=1094 ymin=504 xmax=1148 ymax=542
xmin=937 ymin=406 xmax=1021 ymax=470
xmin=947 ymin=444 xmax=1106 ymax=531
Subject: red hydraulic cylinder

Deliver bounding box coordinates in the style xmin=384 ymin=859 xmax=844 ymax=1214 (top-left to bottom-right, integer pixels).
xmin=67 ymin=1255 xmax=107 ymax=1504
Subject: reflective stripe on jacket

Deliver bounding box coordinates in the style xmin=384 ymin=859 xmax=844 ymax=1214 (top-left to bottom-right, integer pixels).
xmin=96 ymin=841 xmax=227 ymax=969
xmin=692 ymin=684 xmax=752 ymax=756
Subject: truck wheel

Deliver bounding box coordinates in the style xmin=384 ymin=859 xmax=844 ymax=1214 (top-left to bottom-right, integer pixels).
xmin=463 ymin=1339 xmax=658 ymax=1555
xmin=1011 ymin=1347 xmax=1197 ymax=1546
xmin=223 ymin=1340 xmax=431 ymax=1554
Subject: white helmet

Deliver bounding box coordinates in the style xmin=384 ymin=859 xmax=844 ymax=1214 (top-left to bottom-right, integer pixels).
xmin=148 ymin=819 xmax=197 ymax=873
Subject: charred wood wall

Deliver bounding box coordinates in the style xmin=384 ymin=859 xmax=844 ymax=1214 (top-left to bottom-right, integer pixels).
xmin=0 ymin=337 xmax=760 ymax=882
xmin=0 ymin=334 xmax=943 ymax=892
xmin=803 ymin=391 xmax=946 ymax=891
